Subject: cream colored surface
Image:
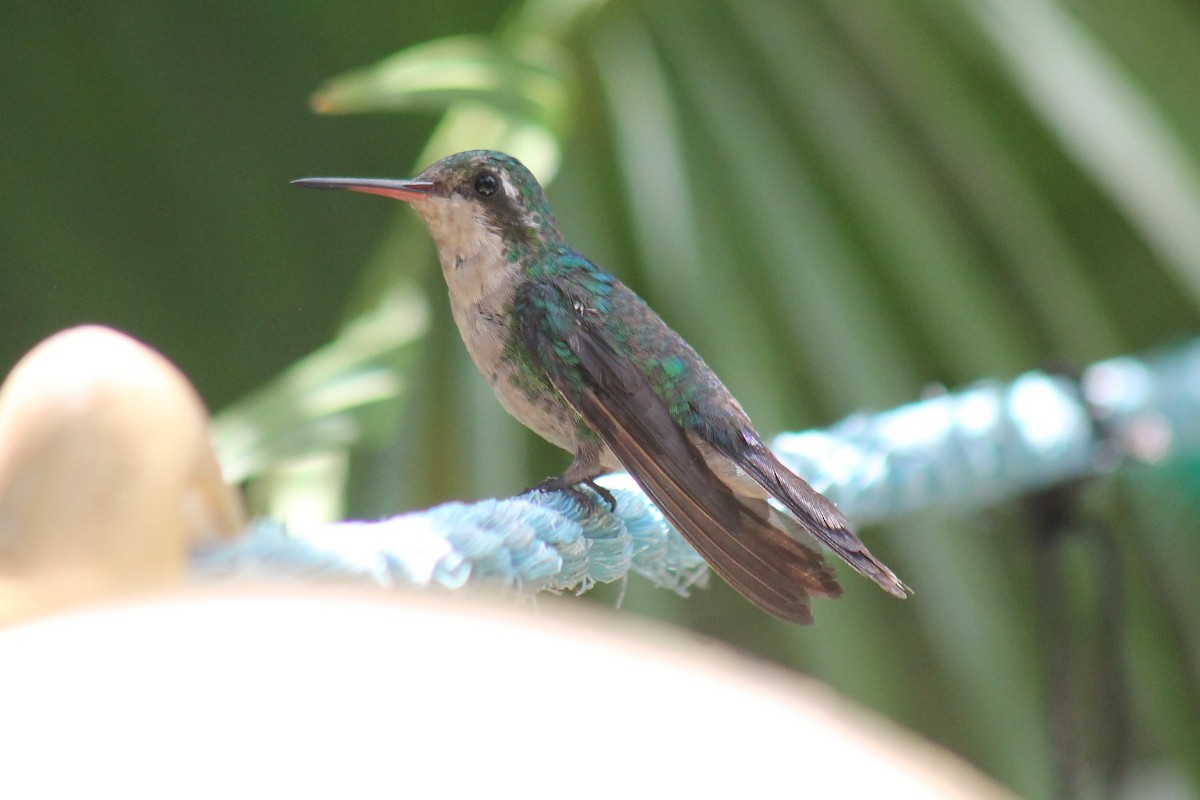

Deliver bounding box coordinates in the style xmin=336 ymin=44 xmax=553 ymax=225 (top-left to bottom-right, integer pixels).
xmin=0 ymin=589 xmax=1018 ymax=799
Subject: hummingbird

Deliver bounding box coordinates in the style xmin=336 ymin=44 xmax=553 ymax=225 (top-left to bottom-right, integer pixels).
xmin=294 ymin=150 xmax=909 ymax=623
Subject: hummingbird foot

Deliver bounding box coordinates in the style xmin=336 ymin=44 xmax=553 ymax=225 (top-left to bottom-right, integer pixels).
xmin=525 ymin=475 xmax=618 ymax=515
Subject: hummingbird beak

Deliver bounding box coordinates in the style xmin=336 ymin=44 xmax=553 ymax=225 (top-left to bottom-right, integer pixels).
xmin=291 ymin=177 xmax=435 ymax=203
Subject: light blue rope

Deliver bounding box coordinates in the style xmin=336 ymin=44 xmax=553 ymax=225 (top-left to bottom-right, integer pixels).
xmin=193 ymin=472 xmax=709 ymax=597
xmin=193 ymin=340 xmax=1200 ymax=598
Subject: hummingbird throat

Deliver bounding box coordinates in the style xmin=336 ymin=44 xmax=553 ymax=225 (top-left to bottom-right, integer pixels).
xmin=417 ymin=195 xmax=520 ymax=306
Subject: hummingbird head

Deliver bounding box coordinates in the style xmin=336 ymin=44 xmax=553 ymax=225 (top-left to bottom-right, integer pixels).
xmin=294 ymin=152 xmax=563 ymax=298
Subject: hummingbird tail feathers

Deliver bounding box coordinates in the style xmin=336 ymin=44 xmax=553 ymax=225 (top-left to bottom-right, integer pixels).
xmin=736 ymin=445 xmax=911 ymax=599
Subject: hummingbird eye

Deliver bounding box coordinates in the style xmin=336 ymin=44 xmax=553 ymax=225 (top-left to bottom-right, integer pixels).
xmin=474 ymin=173 xmax=499 ymax=197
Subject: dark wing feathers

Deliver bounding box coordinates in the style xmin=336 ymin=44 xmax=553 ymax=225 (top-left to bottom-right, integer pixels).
xmin=518 ymin=280 xmax=839 ymax=623
xmin=571 ymin=352 xmax=837 ymax=622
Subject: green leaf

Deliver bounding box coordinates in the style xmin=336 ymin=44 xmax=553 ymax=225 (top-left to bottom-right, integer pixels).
xmin=311 ymin=34 xmax=571 ymax=135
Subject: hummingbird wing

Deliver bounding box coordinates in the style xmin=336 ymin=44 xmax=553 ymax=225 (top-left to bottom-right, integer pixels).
xmin=516 ymin=280 xmax=840 ymax=623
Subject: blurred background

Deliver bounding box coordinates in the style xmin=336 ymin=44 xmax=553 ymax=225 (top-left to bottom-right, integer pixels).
xmin=3 ymin=1 xmax=1200 ymax=797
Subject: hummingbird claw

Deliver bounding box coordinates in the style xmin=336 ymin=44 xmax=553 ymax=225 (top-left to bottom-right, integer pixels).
xmin=525 ymin=476 xmax=617 ymax=515
xmin=581 ymin=478 xmax=618 ymax=513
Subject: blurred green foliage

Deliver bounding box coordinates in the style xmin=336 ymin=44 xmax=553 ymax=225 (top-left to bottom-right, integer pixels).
xmin=4 ymin=1 xmax=1200 ymax=798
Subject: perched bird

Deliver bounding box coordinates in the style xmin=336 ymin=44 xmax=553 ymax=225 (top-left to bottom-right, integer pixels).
xmin=294 ymin=151 xmax=909 ymax=623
